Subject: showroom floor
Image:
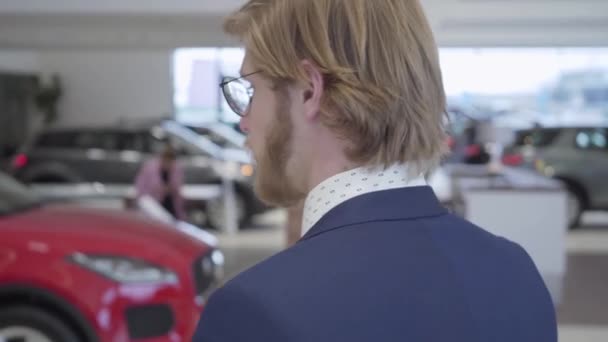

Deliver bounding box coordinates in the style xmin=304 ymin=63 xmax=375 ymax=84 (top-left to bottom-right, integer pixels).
xmin=217 ymin=210 xmax=608 ymax=342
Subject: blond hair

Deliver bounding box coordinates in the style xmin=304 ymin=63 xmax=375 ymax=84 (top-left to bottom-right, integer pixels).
xmin=225 ymin=0 xmax=448 ymax=174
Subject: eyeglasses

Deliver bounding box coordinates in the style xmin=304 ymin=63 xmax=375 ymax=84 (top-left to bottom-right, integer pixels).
xmin=220 ymin=71 xmax=261 ymax=117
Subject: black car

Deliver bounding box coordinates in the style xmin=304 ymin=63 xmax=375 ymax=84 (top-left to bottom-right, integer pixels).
xmin=9 ymin=120 xmax=267 ymax=229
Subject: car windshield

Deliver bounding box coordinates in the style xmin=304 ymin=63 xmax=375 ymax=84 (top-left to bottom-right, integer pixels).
xmin=162 ymin=121 xmax=223 ymax=158
xmin=188 ymin=124 xmax=246 ymax=149
xmin=0 ymin=173 xmax=42 ymax=216
xmin=513 ymin=128 xmax=562 ymax=147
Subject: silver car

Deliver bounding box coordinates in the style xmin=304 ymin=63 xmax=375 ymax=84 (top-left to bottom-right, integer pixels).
xmin=502 ymin=125 xmax=608 ymax=228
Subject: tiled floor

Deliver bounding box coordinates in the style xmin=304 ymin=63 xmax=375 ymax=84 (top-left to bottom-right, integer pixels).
xmin=557 ymin=213 xmax=608 ymax=341
xmin=217 ymin=210 xmax=608 ymax=342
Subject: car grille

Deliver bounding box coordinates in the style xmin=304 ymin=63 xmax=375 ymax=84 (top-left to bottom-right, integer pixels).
xmin=125 ymin=304 xmax=174 ymax=339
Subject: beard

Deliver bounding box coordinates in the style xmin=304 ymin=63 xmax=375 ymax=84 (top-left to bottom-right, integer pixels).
xmin=251 ymin=96 xmax=305 ymax=207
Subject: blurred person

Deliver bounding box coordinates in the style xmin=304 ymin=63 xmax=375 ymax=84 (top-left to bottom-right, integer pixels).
xmin=194 ymin=0 xmax=557 ymax=341
xmin=134 ymin=143 xmax=186 ymax=220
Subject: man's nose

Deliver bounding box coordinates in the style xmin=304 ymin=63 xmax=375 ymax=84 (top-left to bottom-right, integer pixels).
xmin=239 ymin=115 xmax=250 ymax=134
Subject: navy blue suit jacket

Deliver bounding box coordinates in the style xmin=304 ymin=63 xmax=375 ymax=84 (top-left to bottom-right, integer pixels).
xmin=193 ymin=186 xmax=557 ymax=341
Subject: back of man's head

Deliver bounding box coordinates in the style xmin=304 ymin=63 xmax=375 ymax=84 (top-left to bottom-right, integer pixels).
xmin=225 ymin=0 xmax=448 ymax=174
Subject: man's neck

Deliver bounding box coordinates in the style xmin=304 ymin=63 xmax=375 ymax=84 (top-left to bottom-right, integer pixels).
xmin=301 ymin=125 xmax=358 ymax=195
xmin=306 ymin=154 xmax=356 ymax=195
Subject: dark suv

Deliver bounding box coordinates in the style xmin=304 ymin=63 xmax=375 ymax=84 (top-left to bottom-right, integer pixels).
xmin=502 ymin=125 xmax=608 ymax=228
xmin=9 ymin=121 xmax=266 ymax=229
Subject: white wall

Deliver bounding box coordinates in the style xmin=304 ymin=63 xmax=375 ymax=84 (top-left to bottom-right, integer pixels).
xmin=0 ymin=49 xmax=174 ymax=130
xmin=0 ymin=0 xmax=243 ymax=14
xmin=1 ymin=0 xmax=607 ymax=48
xmin=38 ymin=50 xmax=173 ymax=127
xmin=0 ymin=50 xmax=39 ymax=73
xmin=2 ymin=0 xmax=606 ymax=129
xmin=426 ymin=0 xmax=608 ymax=47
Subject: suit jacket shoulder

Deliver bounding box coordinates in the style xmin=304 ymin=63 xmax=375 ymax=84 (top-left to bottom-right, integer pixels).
xmin=193 ymin=187 xmax=557 ymax=342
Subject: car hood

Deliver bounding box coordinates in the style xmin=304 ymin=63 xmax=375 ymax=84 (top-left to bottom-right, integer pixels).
xmin=0 ymin=204 xmax=215 ymax=262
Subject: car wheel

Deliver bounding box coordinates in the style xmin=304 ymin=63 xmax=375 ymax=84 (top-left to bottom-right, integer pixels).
xmin=187 ymin=205 xmax=208 ymax=228
xmin=566 ymin=187 xmax=584 ymax=230
xmin=0 ymin=306 xmax=80 ymax=342
xmin=206 ymin=191 xmax=250 ymax=231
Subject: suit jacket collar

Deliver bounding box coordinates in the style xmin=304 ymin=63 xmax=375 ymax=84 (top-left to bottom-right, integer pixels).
xmin=301 ymin=163 xmax=427 ymax=236
xmin=299 ymin=186 xmax=447 ymax=242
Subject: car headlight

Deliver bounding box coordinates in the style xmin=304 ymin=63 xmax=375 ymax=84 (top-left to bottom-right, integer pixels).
xmin=240 ymin=164 xmax=254 ymax=177
xmin=210 ymin=250 xmax=225 ymax=279
xmin=69 ymin=253 xmax=178 ymax=284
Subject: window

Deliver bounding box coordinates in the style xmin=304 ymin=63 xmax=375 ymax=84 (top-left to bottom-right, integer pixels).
xmin=583 ymin=88 xmax=608 ymax=106
xmin=119 ymin=132 xmax=147 ymax=152
xmin=146 ymin=134 xmax=168 ymax=154
xmin=98 ymin=133 xmax=120 ymax=151
xmin=514 ymin=128 xmax=562 ymax=147
xmin=174 ymin=48 xmax=608 ymax=128
xmin=73 ymin=132 xmax=102 ymax=149
xmin=35 ymin=132 xmax=76 ymax=148
xmin=65 ymin=131 xmax=124 ymax=151
xmin=575 ymin=128 xmax=608 ymax=150
xmin=143 ymin=130 xmax=186 ymax=155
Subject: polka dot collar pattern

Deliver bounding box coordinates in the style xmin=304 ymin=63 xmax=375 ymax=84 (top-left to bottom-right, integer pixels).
xmin=301 ymin=164 xmax=427 ymax=236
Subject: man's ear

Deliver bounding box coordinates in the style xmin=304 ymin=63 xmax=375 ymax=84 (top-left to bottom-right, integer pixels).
xmin=299 ymin=60 xmax=324 ymax=120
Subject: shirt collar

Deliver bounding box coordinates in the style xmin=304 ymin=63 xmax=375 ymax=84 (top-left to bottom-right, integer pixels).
xmin=301 ymin=163 xmax=427 ymax=236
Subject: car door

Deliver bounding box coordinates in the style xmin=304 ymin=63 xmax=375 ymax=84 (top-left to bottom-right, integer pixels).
xmin=69 ymin=131 xmax=114 ymax=183
xmin=111 ymin=131 xmax=147 ymax=184
xmin=72 ymin=130 xmax=142 ymax=185
xmin=177 ymin=145 xmax=219 ymax=185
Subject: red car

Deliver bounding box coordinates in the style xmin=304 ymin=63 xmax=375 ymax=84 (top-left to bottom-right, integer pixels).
xmin=0 ymin=173 xmax=223 ymax=342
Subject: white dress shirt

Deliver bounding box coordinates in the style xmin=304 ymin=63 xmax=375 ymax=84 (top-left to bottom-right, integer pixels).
xmin=301 ymin=164 xmax=427 ymax=236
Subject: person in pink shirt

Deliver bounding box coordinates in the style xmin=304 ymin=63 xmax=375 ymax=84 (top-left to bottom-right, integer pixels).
xmin=134 ymin=144 xmax=186 ymax=220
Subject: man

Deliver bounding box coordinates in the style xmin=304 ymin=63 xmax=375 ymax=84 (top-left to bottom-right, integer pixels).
xmin=193 ymin=0 xmax=557 ymax=341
